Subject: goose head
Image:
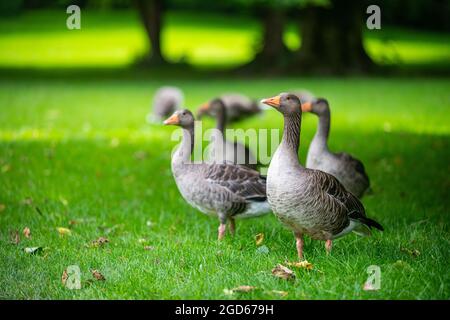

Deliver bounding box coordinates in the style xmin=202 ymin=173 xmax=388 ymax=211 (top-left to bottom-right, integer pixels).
xmin=301 ymin=98 xmax=329 ymax=116
xmin=196 ymin=98 xmax=226 ymax=120
xmin=261 ymin=93 xmax=301 ymax=116
xmin=164 ymin=109 xmax=195 ymax=128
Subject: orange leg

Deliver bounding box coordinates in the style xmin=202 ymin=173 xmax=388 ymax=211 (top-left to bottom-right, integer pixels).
xmin=325 ymin=239 xmax=332 ymax=254
xmin=218 ymin=223 xmax=226 ymax=240
xmin=294 ymin=232 xmax=304 ymax=261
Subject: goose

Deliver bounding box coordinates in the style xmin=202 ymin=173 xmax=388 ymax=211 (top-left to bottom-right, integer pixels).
xmin=163 ymin=109 xmax=271 ymax=240
xmin=302 ymin=98 xmax=370 ymax=198
xmin=261 ymin=93 xmax=383 ymax=260
xmin=197 ymin=93 xmax=261 ymax=123
xmin=198 ymin=98 xmax=258 ymax=170
xmin=147 ymin=86 xmax=184 ymax=123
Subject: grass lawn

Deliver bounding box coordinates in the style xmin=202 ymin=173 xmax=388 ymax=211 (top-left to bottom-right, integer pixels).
xmin=0 ymin=9 xmax=449 ymax=300
xmin=0 ymin=75 xmax=449 ymax=299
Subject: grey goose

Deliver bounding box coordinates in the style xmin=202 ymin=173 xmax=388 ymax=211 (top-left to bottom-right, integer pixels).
xmin=198 ymin=98 xmax=258 ymax=170
xmin=261 ymin=93 xmax=383 ymax=260
xmin=197 ymin=93 xmax=261 ymax=123
xmin=164 ymin=109 xmax=271 ymax=240
xmin=302 ymin=99 xmax=370 ymax=198
xmin=147 ymin=86 xmax=184 ymax=123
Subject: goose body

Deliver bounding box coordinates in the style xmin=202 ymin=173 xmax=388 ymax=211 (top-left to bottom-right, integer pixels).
xmin=303 ymin=99 xmax=370 ymax=198
xmin=200 ymin=98 xmax=258 ymax=169
xmin=164 ymin=109 xmax=270 ymax=239
xmin=149 ymin=86 xmax=184 ymax=122
xmin=198 ymin=93 xmax=261 ymax=123
xmin=262 ymin=93 xmax=382 ymax=260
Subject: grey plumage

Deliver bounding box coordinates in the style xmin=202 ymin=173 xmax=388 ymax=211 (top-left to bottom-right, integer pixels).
xmin=198 ymin=93 xmax=262 ymax=123
xmin=199 ymin=98 xmax=258 ymax=170
xmin=262 ymin=93 xmax=382 ymax=260
xmin=303 ymin=98 xmax=370 ymax=198
xmin=164 ymin=109 xmax=270 ymax=239
xmin=148 ymin=86 xmax=184 ymax=122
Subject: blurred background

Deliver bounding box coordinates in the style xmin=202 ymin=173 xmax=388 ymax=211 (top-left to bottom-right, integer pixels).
xmin=0 ymin=0 xmax=449 ymax=73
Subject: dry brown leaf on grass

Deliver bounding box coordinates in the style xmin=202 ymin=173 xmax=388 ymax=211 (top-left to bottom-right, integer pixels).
xmin=57 ymin=227 xmax=71 ymax=236
xmin=91 ymin=237 xmax=109 ymax=247
xmin=268 ymin=290 xmax=288 ymax=297
xmin=272 ymin=264 xmax=295 ymax=280
xmin=400 ymin=247 xmax=420 ymax=257
xmin=255 ymin=233 xmax=264 ymax=246
xmin=91 ymin=270 xmax=105 ymax=281
xmin=61 ymin=269 xmax=68 ymax=285
xmin=23 ymin=227 xmax=31 ymax=238
xmin=286 ymin=260 xmax=314 ymax=270
xmin=231 ymin=285 xmax=257 ymax=293
xmin=10 ymin=230 xmax=20 ymax=245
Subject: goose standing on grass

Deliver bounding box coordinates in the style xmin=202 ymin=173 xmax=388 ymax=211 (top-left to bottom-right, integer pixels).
xmin=164 ymin=109 xmax=271 ymax=240
xmin=261 ymin=93 xmax=383 ymax=260
xmin=147 ymin=86 xmax=184 ymax=123
xmin=302 ymin=99 xmax=370 ymax=198
xmin=197 ymin=93 xmax=262 ymax=123
xmin=198 ymin=98 xmax=258 ymax=170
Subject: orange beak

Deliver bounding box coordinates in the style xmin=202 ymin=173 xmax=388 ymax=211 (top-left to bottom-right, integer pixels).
xmin=163 ymin=113 xmax=180 ymax=125
xmin=261 ymin=95 xmax=281 ymax=108
xmin=301 ymin=101 xmax=312 ymax=112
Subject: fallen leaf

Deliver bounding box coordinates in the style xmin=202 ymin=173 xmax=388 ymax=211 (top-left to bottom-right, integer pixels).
xmin=144 ymin=246 xmax=155 ymax=251
xmin=0 ymin=203 xmax=5 ymax=212
xmin=61 ymin=269 xmax=68 ymax=285
xmin=256 ymin=245 xmax=269 ymax=254
xmin=255 ymin=233 xmax=264 ymax=246
xmin=223 ymin=289 xmax=234 ymax=296
xmin=287 ymin=260 xmax=314 ymax=270
xmin=91 ymin=237 xmax=109 ymax=247
xmin=23 ymin=227 xmax=31 ymax=238
xmin=272 ymin=264 xmax=295 ymax=280
xmin=400 ymin=247 xmax=420 ymax=257
xmin=24 ymin=247 xmax=43 ymax=255
xmin=10 ymin=230 xmax=20 ymax=245
xmin=91 ymin=269 xmax=105 ymax=281
xmin=269 ymin=290 xmax=288 ymax=297
xmin=231 ymin=285 xmax=257 ymax=293
xmin=57 ymin=227 xmax=71 ymax=236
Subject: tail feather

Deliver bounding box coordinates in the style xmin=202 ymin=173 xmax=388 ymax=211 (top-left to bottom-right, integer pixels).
xmin=362 ymin=217 xmax=384 ymax=231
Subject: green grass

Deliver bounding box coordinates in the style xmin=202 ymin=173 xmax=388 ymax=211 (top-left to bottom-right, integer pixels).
xmin=0 ymin=9 xmax=449 ymax=300
xmin=0 ymin=10 xmax=449 ymax=69
xmin=0 ymin=75 xmax=449 ymax=299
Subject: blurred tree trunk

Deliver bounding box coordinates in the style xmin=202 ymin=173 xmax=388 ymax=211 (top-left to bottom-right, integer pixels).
xmin=135 ymin=0 xmax=166 ymax=65
xmin=293 ymin=0 xmax=374 ymax=74
xmin=241 ymin=8 xmax=288 ymax=72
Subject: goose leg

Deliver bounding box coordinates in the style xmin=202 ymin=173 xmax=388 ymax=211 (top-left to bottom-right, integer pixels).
xmin=218 ymin=223 xmax=227 ymax=240
xmin=228 ymin=218 xmax=236 ymax=236
xmin=294 ymin=232 xmax=304 ymax=261
xmin=325 ymin=240 xmax=332 ymax=254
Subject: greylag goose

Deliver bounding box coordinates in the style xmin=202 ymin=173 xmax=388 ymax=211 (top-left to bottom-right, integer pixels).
xmin=147 ymin=86 xmax=184 ymax=123
xmin=197 ymin=93 xmax=261 ymax=123
xmin=164 ymin=109 xmax=271 ymax=240
xmin=199 ymin=98 xmax=258 ymax=170
xmin=261 ymin=93 xmax=383 ymax=260
xmin=302 ymin=99 xmax=370 ymax=198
